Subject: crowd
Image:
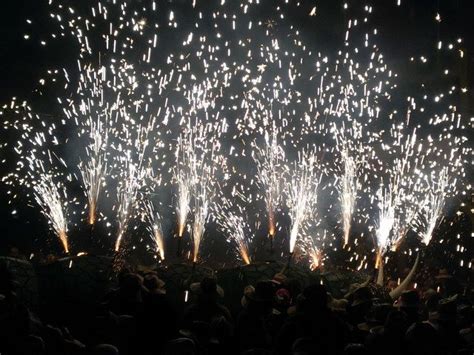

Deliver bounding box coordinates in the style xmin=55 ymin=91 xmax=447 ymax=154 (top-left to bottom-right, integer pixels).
xmin=0 ymin=260 xmax=472 ymax=355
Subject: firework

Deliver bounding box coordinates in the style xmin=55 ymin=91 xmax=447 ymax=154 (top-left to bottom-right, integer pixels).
xmin=334 ymin=124 xmax=365 ymax=247
xmin=285 ymin=148 xmax=323 ymax=254
xmin=215 ymin=185 xmax=253 ymax=265
xmin=79 ymin=116 xmax=108 ymax=225
xmin=33 ymin=173 xmax=69 ymax=253
xmin=414 ymin=167 xmax=450 ymax=246
xmin=0 ymin=0 xmax=470 ymax=271
xmin=339 ymin=149 xmax=357 ymax=246
xmin=375 ymin=186 xmax=395 ymax=268
xmin=114 ymin=121 xmax=153 ymax=252
xmin=191 ymin=185 xmax=209 ymax=263
xmin=143 ymin=200 xmax=165 ymax=260
xmin=253 ymin=125 xmax=285 ymax=239
xmin=175 ymin=132 xmax=192 ymax=238
xmin=309 ymin=246 xmax=323 ymax=271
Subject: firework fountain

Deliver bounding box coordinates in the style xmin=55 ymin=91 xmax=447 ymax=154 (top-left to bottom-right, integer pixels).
xmin=334 ymin=124 xmax=365 ymax=247
xmin=114 ymin=120 xmax=154 ymax=252
xmin=79 ymin=116 xmax=109 ymax=226
xmin=253 ymin=125 xmax=285 ymax=252
xmin=215 ymin=185 xmax=253 ymax=265
xmin=285 ymin=148 xmax=323 ymax=264
xmin=175 ymin=133 xmax=192 ymax=241
xmin=32 ymin=170 xmax=70 ymax=254
xmin=415 ymin=167 xmax=451 ymax=246
xmin=143 ymin=200 xmax=165 ymax=260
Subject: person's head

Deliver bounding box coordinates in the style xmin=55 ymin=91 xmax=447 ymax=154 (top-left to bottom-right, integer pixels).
xmin=349 ymin=286 xmax=373 ymax=320
xmin=285 ymin=278 xmax=303 ymax=302
xmin=365 ymin=303 xmax=392 ymax=326
xmin=119 ymin=273 xmax=143 ymax=297
xmin=384 ymin=310 xmax=408 ymax=334
xmin=398 ymin=290 xmax=420 ymax=309
xmin=275 ymin=288 xmax=292 ymax=309
xmin=424 ymin=289 xmax=441 ymax=313
xmin=190 ymin=277 xmax=224 ymax=301
xmin=297 ymin=284 xmax=328 ymax=313
xmin=405 ymin=322 xmax=439 ymax=355
xmin=143 ymin=274 xmax=166 ymax=294
xmin=437 ymin=295 xmax=457 ymax=324
xmin=246 ymin=280 xmax=275 ymax=313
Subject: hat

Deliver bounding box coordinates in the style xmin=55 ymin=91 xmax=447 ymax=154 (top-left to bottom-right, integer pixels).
xmin=351 ymin=286 xmax=373 ymax=307
xmin=435 ymin=268 xmax=452 ymax=279
xmin=190 ymin=277 xmax=224 ymax=298
xmin=275 ymin=288 xmax=291 ymax=306
xmin=328 ymin=296 xmax=348 ymax=312
xmin=241 ymin=280 xmax=275 ymax=308
xmin=437 ymin=294 xmax=458 ymax=321
xmin=297 ymin=284 xmax=328 ymax=311
xmin=272 ymin=273 xmax=288 ymax=285
xmin=397 ymin=290 xmax=420 ymax=309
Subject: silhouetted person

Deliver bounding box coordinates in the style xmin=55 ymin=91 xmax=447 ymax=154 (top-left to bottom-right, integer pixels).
xmin=103 ymin=272 xmax=145 ymax=317
xmin=236 ymin=280 xmax=281 ymax=352
xmin=275 ymin=284 xmax=350 ymax=355
xmin=136 ymin=274 xmax=177 ymax=355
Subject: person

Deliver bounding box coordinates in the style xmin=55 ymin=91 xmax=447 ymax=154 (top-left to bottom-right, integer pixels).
xmin=136 ymin=273 xmax=178 ymax=355
xmin=275 ymin=283 xmax=350 ymax=355
xmin=431 ymin=296 xmax=464 ymax=354
xmin=365 ymin=310 xmax=408 ymax=355
xmin=103 ymin=272 xmax=145 ymax=317
xmin=183 ymin=277 xmax=231 ymax=325
xmin=182 ymin=277 xmax=233 ymax=352
xmin=396 ymin=290 xmax=421 ymax=326
xmin=404 ymin=322 xmax=442 ymax=355
xmin=236 ymin=280 xmax=281 ymax=352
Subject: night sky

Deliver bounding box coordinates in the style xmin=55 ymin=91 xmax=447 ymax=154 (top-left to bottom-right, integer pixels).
xmin=0 ymin=0 xmax=472 ymax=271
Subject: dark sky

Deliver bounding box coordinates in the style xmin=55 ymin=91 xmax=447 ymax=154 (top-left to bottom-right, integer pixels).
xmin=0 ymin=0 xmax=473 ymax=104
